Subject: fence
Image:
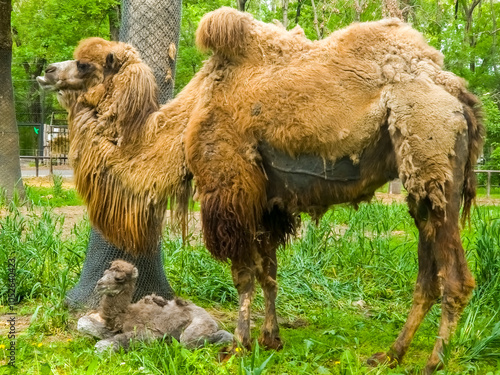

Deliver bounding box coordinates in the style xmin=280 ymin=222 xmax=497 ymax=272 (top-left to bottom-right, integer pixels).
xmin=388 ymin=171 xmax=500 ymax=198
xmin=18 ymin=109 xmax=70 ymax=176
xmin=474 ymin=170 xmax=500 ymax=197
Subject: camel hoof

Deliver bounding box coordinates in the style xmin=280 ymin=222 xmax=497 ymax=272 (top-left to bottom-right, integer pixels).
xmin=258 ymin=336 xmax=283 ymax=351
xmin=367 ymin=352 xmax=398 ymax=368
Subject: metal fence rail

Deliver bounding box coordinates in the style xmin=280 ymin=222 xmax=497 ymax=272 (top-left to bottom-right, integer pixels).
xmin=20 ymin=155 xmax=68 ymax=177
xmin=474 ymin=170 xmax=500 ymax=197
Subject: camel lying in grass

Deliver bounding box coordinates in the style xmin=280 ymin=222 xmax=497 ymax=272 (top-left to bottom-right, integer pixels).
xmin=78 ymin=260 xmax=232 ymax=352
xmin=38 ymin=7 xmax=483 ymax=373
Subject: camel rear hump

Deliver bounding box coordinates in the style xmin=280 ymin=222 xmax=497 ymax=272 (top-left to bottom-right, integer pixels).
xmin=196 ymin=7 xmax=252 ymax=58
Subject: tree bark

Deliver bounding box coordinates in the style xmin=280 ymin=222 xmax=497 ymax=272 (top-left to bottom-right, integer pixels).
xmin=237 ymin=0 xmax=247 ymax=12
xmin=109 ymin=4 xmax=121 ymax=41
xmin=295 ymin=0 xmax=303 ymax=25
xmin=310 ymin=0 xmax=321 ymax=39
xmin=0 ymin=0 xmax=25 ymax=200
xmin=282 ymin=0 xmax=289 ymax=29
xmin=354 ymin=0 xmax=362 ymax=21
xmin=120 ymin=0 xmax=182 ymax=104
xmin=459 ymin=0 xmax=481 ymax=73
xmin=382 ymin=0 xmax=403 ymax=20
xmin=490 ymin=0 xmax=498 ymax=76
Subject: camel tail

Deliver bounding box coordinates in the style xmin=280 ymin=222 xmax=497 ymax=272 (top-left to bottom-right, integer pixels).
xmin=196 ymin=7 xmax=251 ymax=58
xmin=459 ymin=90 xmax=485 ymax=225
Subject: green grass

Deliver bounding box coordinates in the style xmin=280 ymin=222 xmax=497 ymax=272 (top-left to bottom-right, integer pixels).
xmin=1 ymin=202 xmax=500 ymax=374
xmin=23 ymin=175 xmax=83 ymax=207
xmin=476 ymin=186 xmax=500 ymax=199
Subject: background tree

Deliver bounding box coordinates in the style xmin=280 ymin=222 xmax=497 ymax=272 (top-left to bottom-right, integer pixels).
xmin=0 ymin=0 xmax=24 ymax=201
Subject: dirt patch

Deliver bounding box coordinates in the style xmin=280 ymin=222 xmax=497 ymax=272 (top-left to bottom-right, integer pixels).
xmin=0 ymin=314 xmax=31 ymax=337
xmin=0 ymin=206 xmax=87 ymax=239
xmin=374 ymin=192 xmax=407 ymax=204
xmin=23 ymin=176 xmax=75 ymax=189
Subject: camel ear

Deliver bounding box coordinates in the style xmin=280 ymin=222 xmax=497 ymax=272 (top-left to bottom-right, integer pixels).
xmin=131 ymin=267 xmax=139 ymax=279
xmin=105 ymin=52 xmax=119 ymax=74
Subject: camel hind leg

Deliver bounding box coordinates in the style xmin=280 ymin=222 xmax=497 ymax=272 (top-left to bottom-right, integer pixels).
xmin=369 ymin=90 xmax=474 ymax=374
xmin=423 ymin=132 xmax=475 ymax=372
xmin=230 ymin=242 xmax=283 ymax=352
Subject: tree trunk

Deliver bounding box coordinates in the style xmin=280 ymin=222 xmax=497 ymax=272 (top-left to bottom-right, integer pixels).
xmin=109 ymin=4 xmax=121 ymax=41
xmin=282 ymin=0 xmax=289 ymax=29
xmin=0 ymin=0 xmax=25 ymax=200
xmin=120 ymin=0 xmax=182 ymax=104
xmin=237 ymin=0 xmax=247 ymax=12
xmin=311 ymin=0 xmax=321 ymax=39
xmin=459 ymin=0 xmax=481 ymax=73
xmin=491 ymin=0 xmax=498 ymax=76
xmin=382 ymin=0 xmax=403 ymax=19
xmin=295 ymin=0 xmax=303 ymax=25
xmin=354 ymin=0 xmax=362 ymax=21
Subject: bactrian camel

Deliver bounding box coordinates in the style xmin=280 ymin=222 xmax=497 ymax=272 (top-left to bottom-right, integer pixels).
xmin=37 ymin=7 xmax=484 ymax=373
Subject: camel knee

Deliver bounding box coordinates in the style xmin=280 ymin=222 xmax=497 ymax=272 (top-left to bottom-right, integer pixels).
xmin=231 ymin=261 xmax=256 ymax=294
xmin=440 ymin=272 xmax=475 ymax=313
xmin=258 ymin=274 xmax=278 ymax=294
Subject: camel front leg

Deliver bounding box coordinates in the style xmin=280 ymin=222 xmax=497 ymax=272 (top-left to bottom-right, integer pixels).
xmin=255 ymin=248 xmax=282 ymax=350
xmin=231 ymin=259 xmax=256 ymax=350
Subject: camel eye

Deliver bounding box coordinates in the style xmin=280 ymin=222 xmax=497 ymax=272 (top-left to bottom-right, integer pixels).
xmin=76 ymin=61 xmax=92 ymax=73
xmin=114 ymin=276 xmax=125 ymax=283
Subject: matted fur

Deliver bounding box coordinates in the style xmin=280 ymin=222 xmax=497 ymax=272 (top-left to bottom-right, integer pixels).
xmin=38 ymin=9 xmax=484 ymax=256
xmin=64 ymin=38 xmax=197 ymax=254
xmin=188 ymin=8 xmax=484 ymax=244
xmin=89 ymin=260 xmax=232 ymax=350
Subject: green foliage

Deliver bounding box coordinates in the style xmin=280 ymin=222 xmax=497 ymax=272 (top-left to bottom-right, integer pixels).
xmin=238 ymin=341 xmax=274 ymax=375
xmin=11 ymin=0 xmax=119 ymax=153
xmin=175 ymin=0 xmax=232 ymax=94
xmin=12 ymin=0 xmax=118 ymax=63
xmin=0 ymin=206 xmax=88 ymax=304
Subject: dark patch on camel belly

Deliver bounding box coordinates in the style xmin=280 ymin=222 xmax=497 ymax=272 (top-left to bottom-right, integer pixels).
xmin=259 ymin=126 xmax=398 ymax=218
xmin=258 ymin=142 xmax=361 ymax=184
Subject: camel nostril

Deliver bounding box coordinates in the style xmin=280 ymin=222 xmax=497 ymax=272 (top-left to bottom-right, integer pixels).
xmin=45 ymin=66 xmax=56 ymax=74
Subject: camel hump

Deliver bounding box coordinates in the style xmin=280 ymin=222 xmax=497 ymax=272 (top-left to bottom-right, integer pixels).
xmin=196 ymin=7 xmax=252 ymax=58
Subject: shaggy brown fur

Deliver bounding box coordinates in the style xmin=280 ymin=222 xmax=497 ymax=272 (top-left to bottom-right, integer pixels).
xmin=38 ymin=39 xmax=195 ymax=254
xmin=38 ymin=8 xmax=484 ymax=373
xmin=82 ymin=260 xmax=232 ymax=351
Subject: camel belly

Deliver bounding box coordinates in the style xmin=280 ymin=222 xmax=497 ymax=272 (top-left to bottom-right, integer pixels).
xmin=259 ymin=125 xmax=398 ymax=217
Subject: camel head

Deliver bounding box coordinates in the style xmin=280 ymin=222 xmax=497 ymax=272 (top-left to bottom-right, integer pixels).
xmin=36 ymin=37 xmax=144 ymax=109
xmin=96 ymin=260 xmax=138 ymax=296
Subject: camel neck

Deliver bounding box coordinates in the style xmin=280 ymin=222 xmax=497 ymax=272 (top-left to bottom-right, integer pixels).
xmin=99 ymin=284 xmax=134 ymax=332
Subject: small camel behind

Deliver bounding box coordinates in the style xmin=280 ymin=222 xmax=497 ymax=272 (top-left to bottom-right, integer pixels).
xmin=78 ymin=260 xmax=233 ymax=352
